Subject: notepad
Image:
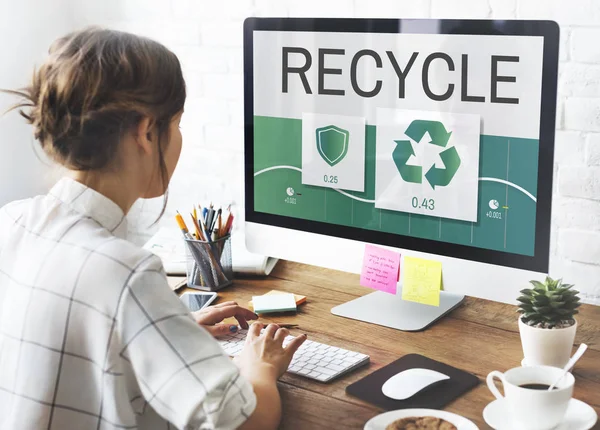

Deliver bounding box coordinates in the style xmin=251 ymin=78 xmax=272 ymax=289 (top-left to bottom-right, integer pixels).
xmin=402 ymin=256 xmax=442 ymax=306
xmin=248 ymin=290 xmax=306 ymax=311
xmin=252 ymin=293 xmax=297 ymax=314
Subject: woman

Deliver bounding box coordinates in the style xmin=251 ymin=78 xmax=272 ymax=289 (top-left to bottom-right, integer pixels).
xmin=0 ymin=27 xmax=305 ymax=430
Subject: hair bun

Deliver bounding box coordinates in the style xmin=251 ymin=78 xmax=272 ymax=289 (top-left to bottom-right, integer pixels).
xmin=3 ymin=27 xmax=186 ymax=171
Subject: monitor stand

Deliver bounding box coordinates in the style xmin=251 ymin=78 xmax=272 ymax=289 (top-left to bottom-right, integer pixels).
xmin=331 ymin=289 xmax=465 ymax=332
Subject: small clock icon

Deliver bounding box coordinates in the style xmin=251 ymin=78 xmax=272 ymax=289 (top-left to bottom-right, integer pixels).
xmin=489 ymin=199 xmax=500 ymax=210
xmin=286 ymin=187 xmax=295 ymax=196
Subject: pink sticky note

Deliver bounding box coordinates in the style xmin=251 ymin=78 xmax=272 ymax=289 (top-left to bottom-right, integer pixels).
xmin=359 ymin=244 xmax=401 ymax=294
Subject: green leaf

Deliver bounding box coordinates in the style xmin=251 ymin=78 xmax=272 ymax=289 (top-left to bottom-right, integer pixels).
xmin=520 ymin=288 xmax=534 ymax=296
xmin=517 ymin=296 xmax=533 ymax=304
xmin=533 ymin=306 xmax=552 ymax=313
xmin=534 ymin=295 xmax=551 ymax=305
xmin=519 ymin=305 xmax=535 ymax=313
xmin=549 ymin=301 xmax=566 ymax=308
xmin=530 ymin=280 xmax=546 ymax=289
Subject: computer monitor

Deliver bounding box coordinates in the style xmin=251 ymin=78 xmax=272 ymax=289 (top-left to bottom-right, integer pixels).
xmin=244 ymin=18 xmax=559 ymax=330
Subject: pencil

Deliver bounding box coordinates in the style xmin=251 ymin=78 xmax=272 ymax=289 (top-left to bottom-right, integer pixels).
xmin=225 ymin=214 xmax=234 ymax=234
xmin=175 ymin=211 xmax=192 ymax=239
xmin=222 ymin=211 xmax=231 ymax=237
xmin=190 ymin=212 xmax=205 ymax=241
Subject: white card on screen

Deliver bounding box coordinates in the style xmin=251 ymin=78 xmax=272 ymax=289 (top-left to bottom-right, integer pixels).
xmin=382 ymin=368 xmax=451 ymax=400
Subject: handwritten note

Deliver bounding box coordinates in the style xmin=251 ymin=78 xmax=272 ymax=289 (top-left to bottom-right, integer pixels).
xmin=402 ymin=256 xmax=442 ymax=306
xmin=360 ymin=244 xmax=400 ymax=294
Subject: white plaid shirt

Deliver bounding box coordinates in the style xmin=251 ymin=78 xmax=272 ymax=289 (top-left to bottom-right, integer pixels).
xmin=0 ymin=178 xmax=256 ymax=430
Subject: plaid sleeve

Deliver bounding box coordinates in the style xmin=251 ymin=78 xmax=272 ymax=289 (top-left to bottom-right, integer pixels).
xmin=115 ymin=255 xmax=257 ymax=430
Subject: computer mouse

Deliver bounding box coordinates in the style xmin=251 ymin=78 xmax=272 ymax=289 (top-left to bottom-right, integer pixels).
xmin=382 ymin=368 xmax=450 ymax=400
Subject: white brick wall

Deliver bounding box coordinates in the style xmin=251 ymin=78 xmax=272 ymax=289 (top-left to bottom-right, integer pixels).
xmin=70 ymin=0 xmax=600 ymax=305
xmin=571 ymin=28 xmax=600 ymax=63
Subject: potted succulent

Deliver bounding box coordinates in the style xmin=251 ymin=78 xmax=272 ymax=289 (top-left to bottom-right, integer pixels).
xmin=517 ymin=276 xmax=581 ymax=368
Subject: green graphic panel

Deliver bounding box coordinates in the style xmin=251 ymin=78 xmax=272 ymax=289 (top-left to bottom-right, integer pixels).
xmin=506 ymin=189 xmax=536 ymax=255
xmin=253 ymin=116 xmax=538 ymax=256
xmin=380 ymin=209 xmax=410 ymax=236
xmin=324 ymin=187 xmax=353 ymax=226
xmin=440 ymin=218 xmax=473 ymax=247
xmin=254 ymin=116 xmax=302 ymax=171
xmin=410 ymin=214 xmax=442 ymax=241
xmin=509 ymin=138 xmax=539 ymax=199
xmin=473 ymin=181 xmax=509 ymax=251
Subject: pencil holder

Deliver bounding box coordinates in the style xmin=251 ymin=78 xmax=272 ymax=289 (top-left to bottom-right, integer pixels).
xmin=184 ymin=235 xmax=233 ymax=291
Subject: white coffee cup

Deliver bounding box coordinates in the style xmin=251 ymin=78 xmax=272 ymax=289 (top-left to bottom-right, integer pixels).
xmin=486 ymin=365 xmax=574 ymax=430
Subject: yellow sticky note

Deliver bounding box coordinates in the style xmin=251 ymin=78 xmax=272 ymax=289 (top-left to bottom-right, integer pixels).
xmin=402 ymin=256 xmax=442 ymax=307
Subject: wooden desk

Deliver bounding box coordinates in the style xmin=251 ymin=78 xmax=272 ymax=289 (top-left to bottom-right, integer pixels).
xmin=170 ymin=261 xmax=600 ymax=429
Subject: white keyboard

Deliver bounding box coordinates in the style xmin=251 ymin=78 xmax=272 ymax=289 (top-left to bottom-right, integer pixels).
xmin=218 ymin=329 xmax=370 ymax=382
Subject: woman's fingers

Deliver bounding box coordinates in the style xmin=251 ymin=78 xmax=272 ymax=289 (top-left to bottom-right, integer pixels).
xmin=203 ymin=323 xmax=239 ymax=338
xmin=284 ymin=334 xmax=308 ymax=358
xmin=248 ymin=322 xmax=263 ymax=339
xmin=201 ymin=305 xmax=258 ymax=325
xmin=211 ymin=301 xmax=238 ymax=308
xmin=263 ymin=323 xmax=280 ymax=339
xmin=274 ymin=328 xmax=289 ymax=344
xmin=235 ymin=315 xmax=250 ymax=330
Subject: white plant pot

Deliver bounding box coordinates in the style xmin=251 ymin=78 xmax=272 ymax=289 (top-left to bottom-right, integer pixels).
xmin=518 ymin=317 xmax=577 ymax=368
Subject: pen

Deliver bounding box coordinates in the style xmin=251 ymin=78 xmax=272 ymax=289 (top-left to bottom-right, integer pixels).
xmin=206 ymin=208 xmax=214 ymax=233
xmin=275 ymin=324 xmax=299 ymax=329
xmin=215 ymin=209 xmax=222 ymax=236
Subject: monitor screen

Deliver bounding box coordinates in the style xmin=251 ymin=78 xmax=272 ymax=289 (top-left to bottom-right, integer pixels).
xmin=245 ymin=19 xmax=558 ymax=273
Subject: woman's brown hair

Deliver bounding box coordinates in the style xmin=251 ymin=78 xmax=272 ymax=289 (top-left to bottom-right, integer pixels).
xmin=4 ymin=27 xmax=186 ymax=215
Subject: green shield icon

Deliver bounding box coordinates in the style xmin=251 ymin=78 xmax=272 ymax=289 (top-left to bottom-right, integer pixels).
xmin=316 ymin=125 xmax=349 ymax=167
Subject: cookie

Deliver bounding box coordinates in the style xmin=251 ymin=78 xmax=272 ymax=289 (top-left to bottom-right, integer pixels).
xmin=385 ymin=416 xmax=457 ymax=430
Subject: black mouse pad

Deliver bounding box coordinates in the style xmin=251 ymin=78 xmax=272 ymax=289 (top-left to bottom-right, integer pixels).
xmin=346 ymin=354 xmax=479 ymax=410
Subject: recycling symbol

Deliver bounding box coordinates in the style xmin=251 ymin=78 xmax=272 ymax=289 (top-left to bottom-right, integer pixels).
xmin=392 ymin=120 xmax=461 ymax=189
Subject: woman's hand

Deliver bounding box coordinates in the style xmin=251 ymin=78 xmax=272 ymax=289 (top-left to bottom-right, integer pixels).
xmin=192 ymin=301 xmax=258 ymax=337
xmin=234 ymin=322 xmax=307 ymax=382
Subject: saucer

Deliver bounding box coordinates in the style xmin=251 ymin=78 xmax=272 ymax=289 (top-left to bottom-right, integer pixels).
xmin=483 ymin=398 xmax=597 ymax=430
